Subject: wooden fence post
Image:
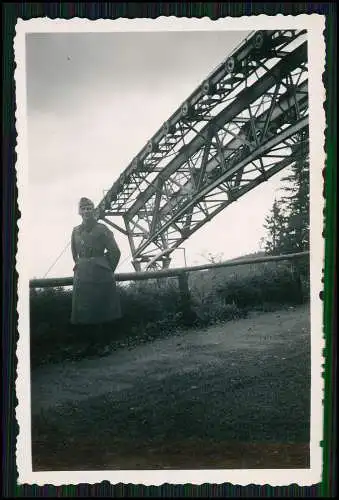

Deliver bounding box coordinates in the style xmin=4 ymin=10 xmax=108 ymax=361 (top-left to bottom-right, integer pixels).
xmin=177 ymin=272 xmax=195 ymax=325
xmin=291 ymin=258 xmax=304 ymax=304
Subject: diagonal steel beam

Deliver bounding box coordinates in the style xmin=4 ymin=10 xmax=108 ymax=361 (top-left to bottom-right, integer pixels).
xmin=101 ymin=217 xmax=128 ymax=235
xmin=144 ymin=146 xmax=309 ymax=269
xmin=97 ymin=31 xmax=306 ymax=220
xmin=152 ymin=82 xmax=308 ymax=220
xmin=149 ymin=177 xmax=164 ymax=236
xmin=133 ymin=116 xmax=308 ymax=258
xmin=196 ymin=130 xmax=214 ymax=190
xmin=127 ymin=42 xmax=307 ymax=220
xmin=261 ymin=82 xmax=281 ymax=140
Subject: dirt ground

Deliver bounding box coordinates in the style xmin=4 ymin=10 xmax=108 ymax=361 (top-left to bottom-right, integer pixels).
xmin=31 ymin=304 xmax=311 ymax=470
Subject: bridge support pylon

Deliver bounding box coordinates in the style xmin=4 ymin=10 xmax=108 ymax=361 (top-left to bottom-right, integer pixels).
xmin=132 ymin=260 xmax=142 ymax=272
xmin=162 ymin=257 xmax=171 ymax=269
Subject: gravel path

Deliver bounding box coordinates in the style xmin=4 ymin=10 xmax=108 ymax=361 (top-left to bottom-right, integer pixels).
xmin=31 ymin=305 xmax=311 ymax=470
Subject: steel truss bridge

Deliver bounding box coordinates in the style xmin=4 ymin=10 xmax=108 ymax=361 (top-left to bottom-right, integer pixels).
xmin=96 ymin=30 xmax=309 ymax=271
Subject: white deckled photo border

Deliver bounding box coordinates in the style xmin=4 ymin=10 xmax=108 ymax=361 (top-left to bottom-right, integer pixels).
xmin=15 ymin=14 xmax=326 ymax=486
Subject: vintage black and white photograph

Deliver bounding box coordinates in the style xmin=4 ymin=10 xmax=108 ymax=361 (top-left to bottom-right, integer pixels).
xmin=15 ymin=16 xmax=325 ymax=486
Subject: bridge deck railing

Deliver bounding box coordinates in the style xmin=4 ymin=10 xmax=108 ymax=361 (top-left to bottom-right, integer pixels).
xmin=30 ymin=251 xmax=310 ymax=322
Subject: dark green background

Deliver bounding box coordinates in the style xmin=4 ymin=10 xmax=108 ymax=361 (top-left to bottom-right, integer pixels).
xmin=2 ymin=2 xmax=337 ymax=497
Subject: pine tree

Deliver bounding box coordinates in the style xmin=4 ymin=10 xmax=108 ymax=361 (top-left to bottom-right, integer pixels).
xmin=279 ymin=157 xmax=310 ymax=253
xmin=262 ymin=155 xmax=309 ymax=255
xmin=261 ymin=150 xmax=309 ymax=303
xmin=263 ymin=198 xmax=287 ymax=255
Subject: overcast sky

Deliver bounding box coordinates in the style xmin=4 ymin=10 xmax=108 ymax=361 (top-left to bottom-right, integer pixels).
xmin=26 ymin=30 xmax=289 ymax=278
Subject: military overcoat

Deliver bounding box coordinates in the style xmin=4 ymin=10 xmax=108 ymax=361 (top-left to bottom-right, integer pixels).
xmin=71 ymin=222 xmax=122 ymax=325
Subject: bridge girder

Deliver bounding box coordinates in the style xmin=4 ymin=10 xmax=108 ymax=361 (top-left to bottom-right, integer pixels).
xmin=96 ymin=30 xmax=309 ymax=271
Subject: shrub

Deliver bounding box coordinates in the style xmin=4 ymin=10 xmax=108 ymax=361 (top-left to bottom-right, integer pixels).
xmin=215 ymin=267 xmax=296 ymax=309
xmin=119 ymin=279 xmax=181 ymax=328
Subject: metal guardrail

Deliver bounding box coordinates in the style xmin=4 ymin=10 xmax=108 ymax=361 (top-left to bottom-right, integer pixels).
xmin=29 ymin=251 xmax=309 ymax=289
